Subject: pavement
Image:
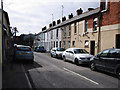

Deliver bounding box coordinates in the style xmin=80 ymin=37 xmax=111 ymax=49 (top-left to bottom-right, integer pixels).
xmin=2 ymin=56 xmax=32 ymax=89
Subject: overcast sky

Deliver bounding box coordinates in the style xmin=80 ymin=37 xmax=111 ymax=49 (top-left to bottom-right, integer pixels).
xmin=3 ymin=0 xmax=100 ymax=36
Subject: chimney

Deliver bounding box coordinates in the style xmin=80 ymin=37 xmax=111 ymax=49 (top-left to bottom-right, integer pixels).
xmin=49 ymin=23 xmax=52 ymax=27
xmin=76 ymin=8 xmax=83 ymax=15
xmin=62 ymin=16 xmax=66 ymax=22
xmin=42 ymin=26 xmax=47 ymax=31
xmin=68 ymin=13 xmax=73 ymax=19
xmin=57 ymin=19 xmax=61 ymax=24
xmin=53 ymin=21 xmax=56 ymax=26
xmin=88 ymin=8 xmax=94 ymax=11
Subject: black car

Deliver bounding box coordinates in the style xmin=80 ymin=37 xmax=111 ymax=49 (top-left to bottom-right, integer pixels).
xmin=90 ymin=48 xmax=120 ymax=79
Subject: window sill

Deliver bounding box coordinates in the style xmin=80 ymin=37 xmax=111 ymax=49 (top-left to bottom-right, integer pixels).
xmin=101 ymin=9 xmax=107 ymax=13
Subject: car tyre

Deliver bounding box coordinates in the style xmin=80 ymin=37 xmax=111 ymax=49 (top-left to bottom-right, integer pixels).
xmin=90 ymin=62 xmax=96 ymax=71
xmin=116 ymin=69 xmax=120 ymax=79
xmin=63 ymin=56 xmax=66 ymax=62
xmin=74 ymin=58 xmax=79 ymax=65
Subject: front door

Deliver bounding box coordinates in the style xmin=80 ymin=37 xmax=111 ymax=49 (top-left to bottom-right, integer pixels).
xmin=90 ymin=41 xmax=95 ymax=55
xmin=116 ymin=34 xmax=120 ymax=49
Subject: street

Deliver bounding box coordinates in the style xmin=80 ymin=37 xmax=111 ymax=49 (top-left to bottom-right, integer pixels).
xmin=22 ymin=52 xmax=119 ymax=89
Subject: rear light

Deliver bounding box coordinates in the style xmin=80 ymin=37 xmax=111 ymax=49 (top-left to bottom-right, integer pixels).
xmin=30 ymin=48 xmax=32 ymax=51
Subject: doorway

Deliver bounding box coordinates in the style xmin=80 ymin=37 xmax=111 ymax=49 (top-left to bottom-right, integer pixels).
xmin=90 ymin=41 xmax=95 ymax=55
xmin=116 ymin=34 xmax=120 ymax=48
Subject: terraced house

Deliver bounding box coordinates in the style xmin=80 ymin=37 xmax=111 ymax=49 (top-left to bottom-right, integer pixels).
xmin=0 ymin=9 xmax=12 ymax=62
xmin=35 ymin=0 xmax=120 ymax=54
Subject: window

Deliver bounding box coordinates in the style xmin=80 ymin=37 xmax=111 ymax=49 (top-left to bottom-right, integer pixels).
xmin=64 ymin=27 xmax=66 ymax=37
xmin=69 ymin=24 xmax=71 ymax=36
xmin=100 ymin=50 xmax=109 ymax=57
xmin=51 ymin=31 xmax=53 ymax=39
xmin=63 ymin=41 xmax=66 ymax=48
xmin=59 ymin=41 xmax=61 ymax=48
xmin=56 ymin=29 xmax=58 ymax=39
xmin=85 ymin=40 xmax=89 ymax=48
xmin=72 ymin=41 xmax=75 ymax=47
xmin=93 ymin=18 xmax=97 ymax=31
xmin=74 ymin=22 xmax=77 ymax=34
xmin=68 ymin=41 xmax=71 ymax=48
xmin=85 ymin=20 xmax=88 ymax=32
xmin=56 ymin=41 xmax=58 ymax=47
xmin=102 ymin=0 xmax=107 ymax=11
xmin=54 ymin=41 xmax=55 ymax=47
xmin=108 ymin=49 xmax=120 ymax=58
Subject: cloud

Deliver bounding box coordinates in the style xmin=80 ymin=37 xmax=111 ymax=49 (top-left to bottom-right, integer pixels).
xmin=3 ymin=0 xmax=100 ymax=36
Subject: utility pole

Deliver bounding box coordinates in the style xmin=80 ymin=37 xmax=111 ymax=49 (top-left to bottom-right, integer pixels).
xmin=62 ymin=5 xmax=64 ymax=17
xmin=1 ymin=0 xmax=4 ymax=63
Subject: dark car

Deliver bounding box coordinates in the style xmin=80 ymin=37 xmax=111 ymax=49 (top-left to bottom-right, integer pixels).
xmin=90 ymin=48 xmax=120 ymax=79
xmin=36 ymin=46 xmax=46 ymax=52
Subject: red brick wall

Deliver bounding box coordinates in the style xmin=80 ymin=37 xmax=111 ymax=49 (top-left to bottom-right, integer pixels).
xmin=101 ymin=2 xmax=120 ymax=26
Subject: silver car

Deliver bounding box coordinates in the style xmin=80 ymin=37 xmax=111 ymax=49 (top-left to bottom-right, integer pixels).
xmin=14 ymin=45 xmax=34 ymax=63
xmin=62 ymin=48 xmax=93 ymax=65
xmin=50 ymin=48 xmax=65 ymax=58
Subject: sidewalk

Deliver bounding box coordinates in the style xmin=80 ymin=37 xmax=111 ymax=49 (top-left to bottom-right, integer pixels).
xmin=2 ymin=56 xmax=32 ymax=89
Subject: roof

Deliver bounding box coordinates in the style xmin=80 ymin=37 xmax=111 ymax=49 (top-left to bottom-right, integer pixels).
xmin=38 ymin=7 xmax=100 ymax=34
xmin=0 ymin=9 xmax=10 ymax=25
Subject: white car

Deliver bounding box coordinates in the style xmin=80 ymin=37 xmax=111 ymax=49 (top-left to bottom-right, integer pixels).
xmin=62 ymin=48 xmax=93 ymax=65
xmin=51 ymin=48 xmax=65 ymax=58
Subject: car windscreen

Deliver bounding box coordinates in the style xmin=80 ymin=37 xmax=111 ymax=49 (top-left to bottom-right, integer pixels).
xmin=74 ymin=49 xmax=88 ymax=54
xmin=57 ymin=48 xmax=65 ymax=51
xmin=17 ymin=47 xmax=31 ymax=51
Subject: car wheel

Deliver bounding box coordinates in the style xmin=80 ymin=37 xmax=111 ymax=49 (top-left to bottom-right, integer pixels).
xmin=63 ymin=56 xmax=66 ymax=62
xmin=90 ymin=62 xmax=96 ymax=71
xmin=74 ymin=58 xmax=79 ymax=65
xmin=116 ymin=69 xmax=120 ymax=79
xmin=56 ymin=54 xmax=58 ymax=58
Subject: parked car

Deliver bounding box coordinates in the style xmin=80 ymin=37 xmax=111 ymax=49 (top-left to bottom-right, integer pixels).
xmin=34 ymin=46 xmax=38 ymax=51
xmin=36 ymin=46 xmax=46 ymax=52
xmin=14 ymin=45 xmax=34 ymax=63
xmin=50 ymin=48 xmax=65 ymax=58
xmin=62 ymin=48 xmax=93 ymax=65
xmin=90 ymin=48 xmax=120 ymax=79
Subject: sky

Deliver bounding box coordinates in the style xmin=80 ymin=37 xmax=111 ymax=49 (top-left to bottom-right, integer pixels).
xmin=3 ymin=0 xmax=100 ymax=36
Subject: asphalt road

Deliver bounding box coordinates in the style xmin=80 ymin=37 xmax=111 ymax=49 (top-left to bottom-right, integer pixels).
xmin=23 ymin=52 xmax=119 ymax=89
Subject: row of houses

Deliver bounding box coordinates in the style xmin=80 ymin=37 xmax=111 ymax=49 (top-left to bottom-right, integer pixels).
xmin=34 ymin=1 xmax=120 ymax=55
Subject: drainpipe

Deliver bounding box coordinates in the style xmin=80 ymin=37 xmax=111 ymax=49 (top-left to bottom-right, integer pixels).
xmin=97 ymin=11 xmax=102 ymax=53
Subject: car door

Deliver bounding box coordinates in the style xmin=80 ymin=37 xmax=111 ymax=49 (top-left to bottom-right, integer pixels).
xmin=95 ymin=50 xmax=109 ymax=71
xmin=69 ymin=50 xmax=74 ymax=62
xmin=105 ymin=49 xmax=118 ymax=73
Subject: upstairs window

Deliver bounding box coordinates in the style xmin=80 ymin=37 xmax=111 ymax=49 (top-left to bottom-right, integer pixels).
xmin=56 ymin=29 xmax=58 ymax=39
xmin=102 ymin=0 xmax=107 ymax=11
xmin=64 ymin=27 xmax=66 ymax=37
xmin=51 ymin=31 xmax=53 ymax=39
xmin=93 ymin=18 xmax=98 ymax=31
xmin=68 ymin=24 xmax=71 ymax=36
xmin=85 ymin=20 xmax=88 ymax=32
xmin=74 ymin=22 xmax=77 ymax=34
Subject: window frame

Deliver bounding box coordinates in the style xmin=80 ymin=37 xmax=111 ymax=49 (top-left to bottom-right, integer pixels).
xmin=74 ymin=22 xmax=77 ymax=34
